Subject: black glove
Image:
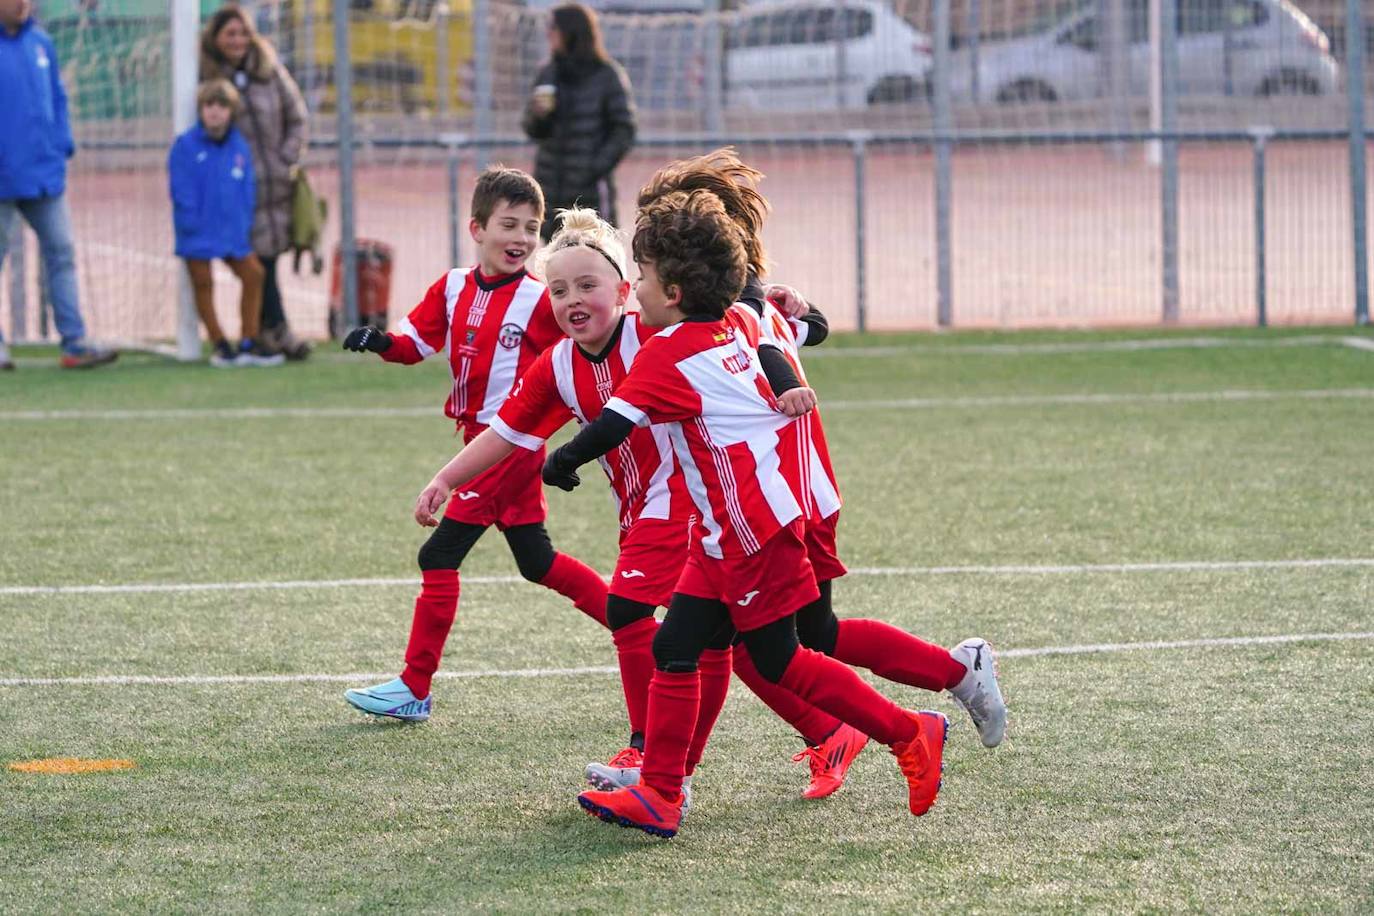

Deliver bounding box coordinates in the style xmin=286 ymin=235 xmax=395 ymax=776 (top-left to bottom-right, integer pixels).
xmin=542 ymin=447 xmax=582 ymax=492
xmin=342 ymin=326 xmax=391 ymax=353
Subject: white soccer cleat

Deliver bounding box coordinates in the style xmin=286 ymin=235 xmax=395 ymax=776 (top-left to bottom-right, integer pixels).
xmin=948 ymin=638 xmax=1007 ymax=748
xmin=584 ymin=751 xmax=692 ymax=812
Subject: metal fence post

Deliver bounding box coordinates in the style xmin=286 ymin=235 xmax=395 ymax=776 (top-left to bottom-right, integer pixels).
xmin=934 ymin=0 xmax=953 ymax=327
xmin=1347 ymin=0 xmax=1369 ymax=325
xmin=172 ymin=0 xmax=200 ymax=359
xmin=1251 ymin=127 xmax=1272 ymax=327
xmin=436 ymin=3 xmax=450 ymax=120
xmin=1160 ymin=0 xmax=1180 ymax=323
xmin=704 ymin=0 xmax=723 ymax=131
xmin=333 ymin=0 xmax=358 ymax=329
xmin=446 ymin=135 xmax=463 ymax=268
xmin=472 ymin=0 xmax=493 ymax=173
xmin=850 ymin=131 xmax=869 ymax=332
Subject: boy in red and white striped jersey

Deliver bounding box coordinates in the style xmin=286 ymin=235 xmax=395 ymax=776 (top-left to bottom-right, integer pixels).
xmin=340 ymin=167 xmax=609 ymax=722
xmin=547 ymin=189 xmax=949 ymax=838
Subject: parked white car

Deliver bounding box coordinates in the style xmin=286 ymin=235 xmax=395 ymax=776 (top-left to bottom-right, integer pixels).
xmin=725 ymin=0 xmax=933 ymax=110
xmin=949 ymin=0 xmax=1339 ymax=103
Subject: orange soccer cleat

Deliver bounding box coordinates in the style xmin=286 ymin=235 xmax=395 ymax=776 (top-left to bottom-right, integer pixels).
xmin=891 ymin=710 xmax=949 ymax=816
xmin=793 ymin=723 xmax=870 ymax=800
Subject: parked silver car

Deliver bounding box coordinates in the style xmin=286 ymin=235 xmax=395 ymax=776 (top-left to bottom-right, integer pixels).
xmin=950 ymin=0 xmax=1339 ymax=103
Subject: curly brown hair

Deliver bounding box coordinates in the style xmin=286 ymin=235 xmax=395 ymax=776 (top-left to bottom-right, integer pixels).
xmin=633 ymin=189 xmax=747 ymax=319
xmin=636 ymin=148 xmax=769 ymax=278
xmin=471 ymin=165 xmax=545 ymax=227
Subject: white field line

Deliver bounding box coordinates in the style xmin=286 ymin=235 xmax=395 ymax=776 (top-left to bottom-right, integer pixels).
xmin=805 ymin=334 xmax=1358 ymax=358
xmin=824 ymin=388 xmax=1374 ymax=410
xmin=1343 ymin=336 xmax=1374 ymax=352
xmin=4 ymin=387 xmax=1374 ymax=422
xmin=1 ymin=631 xmax=1370 ymax=688
xmin=3 ymin=558 xmax=1371 ymax=597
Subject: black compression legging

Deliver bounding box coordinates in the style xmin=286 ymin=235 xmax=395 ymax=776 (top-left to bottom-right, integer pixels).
xmin=416 ymin=518 xmax=557 ymax=582
xmin=794 ymin=579 xmax=838 ymax=656
xmin=652 ymin=593 xmax=799 ymax=680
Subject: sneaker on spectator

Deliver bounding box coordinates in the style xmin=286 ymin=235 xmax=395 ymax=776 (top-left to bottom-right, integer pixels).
xmin=0 ymin=342 xmax=13 ymax=371
xmin=59 ymin=343 xmax=118 ymax=369
xmin=208 ymin=339 xmax=240 ymax=368
xmin=237 ymin=338 xmax=285 ymax=367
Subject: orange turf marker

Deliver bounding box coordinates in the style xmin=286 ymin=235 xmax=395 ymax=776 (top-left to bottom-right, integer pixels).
xmin=8 ymin=758 xmax=136 ymax=774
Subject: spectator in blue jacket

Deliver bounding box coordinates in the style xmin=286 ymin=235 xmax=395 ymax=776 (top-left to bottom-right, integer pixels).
xmin=169 ymin=79 xmax=280 ymax=367
xmin=0 ymin=0 xmax=116 ymax=370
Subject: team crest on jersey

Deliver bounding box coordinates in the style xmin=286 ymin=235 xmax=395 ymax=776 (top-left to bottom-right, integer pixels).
xmin=498 ymin=323 xmax=524 ymax=350
xmin=458 ymin=328 xmax=479 ymax=357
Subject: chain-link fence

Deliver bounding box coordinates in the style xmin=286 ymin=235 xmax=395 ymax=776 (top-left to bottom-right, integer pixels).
xmin=4 ymin=0 xmax=1371 ymax=348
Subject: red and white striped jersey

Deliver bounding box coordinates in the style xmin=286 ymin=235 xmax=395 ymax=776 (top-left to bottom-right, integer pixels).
xmin=605 ymin=318 xmax=803 ymax=559
xmin=726 ymin=302 xmax=842 ymax=523
xmin=490 ymin=312 xmax=690 ymax=531
xmin=381 ymin=267 xmax=563 ymax=430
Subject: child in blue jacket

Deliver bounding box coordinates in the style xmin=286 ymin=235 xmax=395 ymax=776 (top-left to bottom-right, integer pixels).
xmin=168 ymin=79 xmax=280 ymax=366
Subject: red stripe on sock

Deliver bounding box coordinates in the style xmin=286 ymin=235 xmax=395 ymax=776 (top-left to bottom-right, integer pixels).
xmin=834 ymin=619 xmax=967 ymax=691
xmin=400 ymin=569 xmax=460 ymax=699
xmin=540 ymin=553 xmax=609 ymax=628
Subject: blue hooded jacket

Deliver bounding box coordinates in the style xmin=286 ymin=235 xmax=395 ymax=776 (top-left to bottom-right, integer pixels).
xmin=0 ymin=18 xmax=74 ymax=200
xmin=168 ymin=123 xmax=256 ymax=261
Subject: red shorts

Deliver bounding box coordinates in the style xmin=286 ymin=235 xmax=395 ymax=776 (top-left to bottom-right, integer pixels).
xmin=443 ymin=430 xmax=548 ymax=529
xmin=805 ymin=512 xmax=848 ymax=583
xmin=675 ymin=519 xmax=820 ymax=632
xmin=611 ymin=517 xmax=691 ymax=607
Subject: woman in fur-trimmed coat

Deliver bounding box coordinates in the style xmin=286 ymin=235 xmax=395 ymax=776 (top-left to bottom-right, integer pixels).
xmin=200 ymin=5 xmax=312 ymax=359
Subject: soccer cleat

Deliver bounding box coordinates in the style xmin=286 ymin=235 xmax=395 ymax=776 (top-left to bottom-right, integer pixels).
xmin=343 ymin=677 xmax=431 ymax=721
xmin=584 ymin=754 xmax=692 ymax=813
xmin=891 ymin=710 xmax=949 ymax=817
xmin=792 ymin=723 xmax=870 ymax=800
xmin=584 ymin=746 xmax=644 ymax=791
xmin=578 ymin=784 xmax=684 ymax=839
xmin=949 ymin=637 xmax=1007 ymax=748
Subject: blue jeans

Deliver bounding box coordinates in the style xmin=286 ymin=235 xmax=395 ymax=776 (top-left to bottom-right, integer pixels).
xmin=0 ymin=194 xmax=88 ymax=352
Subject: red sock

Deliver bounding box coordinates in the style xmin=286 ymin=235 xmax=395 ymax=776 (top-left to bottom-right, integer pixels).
xmin=834 ymin=619 xmax=967 ymax=691
xmin=640 ymin=670 xmax=698 ymax=799
xmin=685 ymin=648 xmax=732 ymax=775
xmin=611 ymin=616 xmax=657 ymax=736
xmin=400 ymin=569 xmax=460 ymax=699
xmin=733 ymin=646 xmax=841 ymax=746
xmin=539 ymin=553 xmax=609 ymax=628
xmin=777 ymin=647 xmax=917 ymax=746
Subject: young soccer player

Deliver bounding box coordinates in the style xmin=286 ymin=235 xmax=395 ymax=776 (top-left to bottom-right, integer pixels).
xmin=340 ymin=167 xmax=610 ymax=721
xmin=547 ymin=189 xmax=949 ymax=838
xmin=167 ymin=79 xmax=279 ymax=367
xmin=582 ymin=150 xmax=1007 ymax=805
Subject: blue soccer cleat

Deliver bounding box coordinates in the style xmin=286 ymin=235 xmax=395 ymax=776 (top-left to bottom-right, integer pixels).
xmin=344 ymin=677 xmax=431 ymax=722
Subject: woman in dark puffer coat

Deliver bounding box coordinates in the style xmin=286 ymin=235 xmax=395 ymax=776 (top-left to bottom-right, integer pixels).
xmin=522 ymin=3 xmax=637 ymax=241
